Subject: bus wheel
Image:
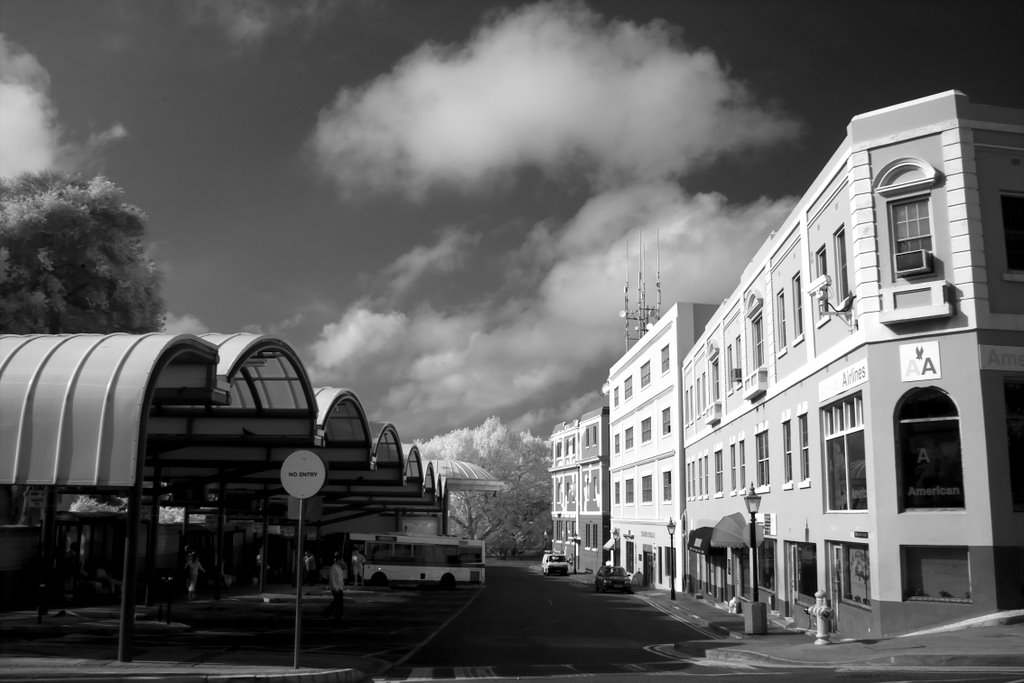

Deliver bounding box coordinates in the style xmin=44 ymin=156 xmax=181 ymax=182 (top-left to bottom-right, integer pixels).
xmin=368 ymin=572 xmax=388 ymax=587
xmin=439 ymin=573 xmax=456 ymax=590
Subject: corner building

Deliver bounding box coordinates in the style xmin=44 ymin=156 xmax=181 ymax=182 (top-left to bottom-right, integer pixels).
xmin=680 ymin=91 xmax=1024 ymax=637
xmin=608 ymin=303 xmax=715 ymax=591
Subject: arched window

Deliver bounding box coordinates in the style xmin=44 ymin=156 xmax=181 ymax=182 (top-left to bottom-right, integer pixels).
xmin=896 ymin=388 xmax=965 ymax=509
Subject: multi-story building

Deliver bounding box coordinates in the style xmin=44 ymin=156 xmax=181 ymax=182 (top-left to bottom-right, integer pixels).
xmin=680 ymin=91 xmax=1024 ymax=638
xmin=607 ymin=303 xmax=715 ymax=591
xmin=548 ymin=406 xmax=610 ymax=575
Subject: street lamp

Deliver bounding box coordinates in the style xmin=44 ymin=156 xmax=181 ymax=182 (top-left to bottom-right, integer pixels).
xmin=744 ymin=482 xmax=762 ymax=603
xmin=666 ymin=518 xmax=676 ymax=601
xmin=612 ymin=528 xmax=620 ymax=566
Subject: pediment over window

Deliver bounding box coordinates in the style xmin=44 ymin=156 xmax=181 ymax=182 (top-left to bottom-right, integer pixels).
xmin=706 ymin=339 xmax=720 ymax=359
xmin=873 ymin=157 xmax=941 ymax=198
xmin=744 ymin=290 xmax=763 ymax=319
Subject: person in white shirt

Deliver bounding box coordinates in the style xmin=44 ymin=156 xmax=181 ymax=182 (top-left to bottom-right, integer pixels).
xmin=350 ymin=548 xmax=365 ymax=586
xmin=322 ymin=552 xmax=347 ymax=622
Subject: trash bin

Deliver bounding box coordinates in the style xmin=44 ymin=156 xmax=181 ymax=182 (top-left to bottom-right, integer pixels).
xmin=744 ymin=601 xmax=768 ymax=635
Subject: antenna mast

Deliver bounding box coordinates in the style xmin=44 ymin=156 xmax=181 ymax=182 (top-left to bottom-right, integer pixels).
xmin=619 ymin=230 xmax=663 ymax=349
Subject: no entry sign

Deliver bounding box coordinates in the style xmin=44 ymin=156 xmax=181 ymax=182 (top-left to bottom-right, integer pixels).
xmin=280 ymin=450 xmax=326 ymax=499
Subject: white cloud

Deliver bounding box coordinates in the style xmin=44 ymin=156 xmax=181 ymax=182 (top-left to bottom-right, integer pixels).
xmin=309 ymin=183 xmax=797 ymax=437
xmin=163 ymin=312 xmax=210 ymax=335
xmin=0 ymin=34 xmax=128 ymax=178
xmin=189 ymin=0 xmax=337 ymax=46
xmin=311 ymin=1 xmax=798 ymax=197
xmin=383 ymin=228 xmax=480 ymax=297
xmin=0 ymin=34 xmax=60 ymax=177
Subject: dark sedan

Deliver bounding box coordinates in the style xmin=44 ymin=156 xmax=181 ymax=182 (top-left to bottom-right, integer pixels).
xmin=594 ymin=565 xmax=633 ymax=593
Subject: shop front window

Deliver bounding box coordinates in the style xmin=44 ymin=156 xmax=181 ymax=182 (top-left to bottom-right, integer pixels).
xmin=1005 ymin=381 xmax=1024 ymax=512
xmin=791 ymin=541 xmax=817 ymax=604
xmin=902 ymin=546 xmax=971 ymax=603
xmin=897 ymin=388 xmax=965 ymax=510
xmin=758 ymin=539 xmax=776 ymax=592
xmin=823 ymin=394 xmax=867 ymax=510
xmin=841 ymin=543 xmax=870 ymax=606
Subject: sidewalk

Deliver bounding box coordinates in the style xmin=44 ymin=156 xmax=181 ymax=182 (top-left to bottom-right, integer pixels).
xmin=566 ymin=570 xmax=1024 ymax=669
xmin=0 ymin=585 xmax=382 ymax=682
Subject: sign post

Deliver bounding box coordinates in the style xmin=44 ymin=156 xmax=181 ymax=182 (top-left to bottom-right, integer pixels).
xmin=280 ymin=450 xmax=326 ymax=670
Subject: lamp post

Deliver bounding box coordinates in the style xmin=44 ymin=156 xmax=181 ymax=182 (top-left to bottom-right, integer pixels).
xmin=612 ymin=528 xmax=620 ymax=566
xmin=666 ymin=518 xmax=676 ymax=601
xmin=743 ymin=482 xmax=762 ymax=603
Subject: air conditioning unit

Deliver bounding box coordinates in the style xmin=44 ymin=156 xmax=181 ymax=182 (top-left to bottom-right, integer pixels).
xmin=895 ymin=249 xmax=933 ymax=277
xmin=731 ymin=368 xmax=743 ymax=383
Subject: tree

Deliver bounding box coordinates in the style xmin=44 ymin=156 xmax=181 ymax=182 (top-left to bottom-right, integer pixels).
xmin=0 ymin=171 xmax=164 ymax=334
xmin=0 ymin=171 xmax=165 ymax=524
xmin=418 ymin=417 xmax=551 ymax=556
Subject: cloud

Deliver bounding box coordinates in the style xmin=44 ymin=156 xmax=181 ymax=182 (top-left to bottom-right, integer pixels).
xmin=0 ymin=34 xmax=128 ymax=178
xmin=0 ymin=34 xmax=60 ymax=177
xmin=188 ymin=0 xmax=337 ymax=46
xmin=311 ymin=1 xmax=799 ymax=198
xmin=308 ymin=183 xmax=796 ymax=438
xmin=163 ymin=312 xmax=210 ymax=335
xmin=383 ymin=228 xmax=480 ymax=297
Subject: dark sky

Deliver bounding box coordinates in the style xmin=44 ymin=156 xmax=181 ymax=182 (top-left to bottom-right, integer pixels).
xmin=2 ymin=0 xmax=1021 ymax=439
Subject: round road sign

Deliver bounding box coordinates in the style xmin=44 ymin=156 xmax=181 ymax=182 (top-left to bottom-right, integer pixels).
xmin=280 ymin=450 xmax=326 ymax=499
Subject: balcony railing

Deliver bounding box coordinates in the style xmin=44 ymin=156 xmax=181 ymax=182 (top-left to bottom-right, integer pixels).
xmin=704 ymin=401 xmax=722 ymax=426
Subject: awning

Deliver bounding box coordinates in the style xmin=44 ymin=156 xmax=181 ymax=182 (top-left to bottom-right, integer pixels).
xmin=687 ymin=527 xmax=722 ymax=555
xmin=710 ymin=511 xmax=764 ymax=548
xmin=602 ymin=537 xmax=616 ymax=550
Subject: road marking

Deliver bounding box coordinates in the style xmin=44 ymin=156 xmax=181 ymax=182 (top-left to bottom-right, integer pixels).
xmin=635 ymin=594 xmax=726 ymax=639
xmin=390 ymin=585 xmax=487 ymax=669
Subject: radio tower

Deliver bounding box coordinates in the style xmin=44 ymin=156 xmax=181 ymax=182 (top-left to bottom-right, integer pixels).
xmin=620 ymin=230 xmax=662 ymax=349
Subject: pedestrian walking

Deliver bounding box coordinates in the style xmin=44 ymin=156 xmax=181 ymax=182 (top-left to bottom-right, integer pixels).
xmin=185 ymin=552 xmax=204 ymax=600
xmin=322 ymin=552 xmax=347 ymax=622
xmin=350 ymin=547 xmax=365 ymax=586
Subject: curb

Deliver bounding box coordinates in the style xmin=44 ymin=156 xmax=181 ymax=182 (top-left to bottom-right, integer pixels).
xmin=702 ymin=646 xmax=1024 ymax=669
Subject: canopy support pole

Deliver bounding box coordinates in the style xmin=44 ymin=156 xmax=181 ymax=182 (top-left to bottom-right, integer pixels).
xmin=117 ymin=477 xmax=143 ymax=662
xmin=144 ymin=464 xmax=160 ymax=606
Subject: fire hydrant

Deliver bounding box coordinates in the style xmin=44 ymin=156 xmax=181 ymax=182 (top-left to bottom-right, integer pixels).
xmin=806 ymin=589 xmax=833 ymax=645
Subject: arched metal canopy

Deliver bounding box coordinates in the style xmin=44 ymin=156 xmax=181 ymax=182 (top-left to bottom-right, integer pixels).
xmin=428 ymin=459 xmax=504 ymax=492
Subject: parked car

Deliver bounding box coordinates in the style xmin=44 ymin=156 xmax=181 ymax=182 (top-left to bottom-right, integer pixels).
xmin=540 ymin=552 xmax=570 ymax=576
xmin=594 ymin=565 xmax=632 ymax=593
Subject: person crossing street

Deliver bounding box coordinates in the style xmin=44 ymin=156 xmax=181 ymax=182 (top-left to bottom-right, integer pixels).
xmin=322 ymin=552 xmax=347 ymax=622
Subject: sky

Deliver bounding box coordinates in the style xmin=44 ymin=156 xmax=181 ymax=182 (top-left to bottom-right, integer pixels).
xmin=2 ymin=0 xmax=1023 ymax=442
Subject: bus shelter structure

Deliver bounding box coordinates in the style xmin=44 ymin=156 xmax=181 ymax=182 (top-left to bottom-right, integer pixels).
xmin=0 ymin=332 xmax=499 ymax=662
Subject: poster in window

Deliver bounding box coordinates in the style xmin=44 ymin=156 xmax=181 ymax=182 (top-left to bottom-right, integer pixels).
xmin=901 ymin=426 xmax=964 ymax=508
xmin=845 ymin=546 xmax=870 ymax=604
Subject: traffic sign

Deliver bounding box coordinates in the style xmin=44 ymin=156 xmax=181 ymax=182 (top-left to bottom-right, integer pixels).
xmin=280 ymin=450 xmax=326 ymax=499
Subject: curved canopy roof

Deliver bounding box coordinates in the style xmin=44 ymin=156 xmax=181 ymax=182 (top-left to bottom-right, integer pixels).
xmin=427 ymin=459 xmax=503 ymax=492
xmin=0 ymin=333 xmax=219 ymax=486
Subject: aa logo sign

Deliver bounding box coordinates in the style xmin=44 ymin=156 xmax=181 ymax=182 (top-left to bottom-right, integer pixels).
xmin=900 ymin=341 xmax=941 ymax=382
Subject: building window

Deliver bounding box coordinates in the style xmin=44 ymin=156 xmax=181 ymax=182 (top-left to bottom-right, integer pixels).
xmin=614 ymin=481 xmax=620 ymax=504
xmin=816 ymin=246 xmax=828 ymax=279
xmin=663 ymin=471 xmax=672 ymax=501
xmin=725 ymin=343 xmax=734 ymax=387
xmin=661 ymin=344 xmax=670 ymax=373
xmin=730 ymin=443 xmax=737 ymax=490
xmin=834 ymin=227 xmax=850 ymax=300
xmin=641 ymin=475 xmax=652 ymax=503
xmin=735 ymin=335 xmax=743 ymax=378
xmin=1006 ymin=381 xmax=1024 ymax=512
xmin=613 ymin=386 xmax=619 ymax=407
xmin=792 ymin=274 xmax=804 ymax=337
xmin=776 ymin=290 xmax=787 ymax=349
xmin=625 ymin=479 xmax=635 ymax=504
xmin=738 ymin=440 xmax=747 ymax=488
xmin=711 ymin=359 xmax=720 ymax=401
xmin=662 ymin=407 xmax=671 ymax=435
xmin=755 ymin=430 xmax=770 ymax=487
xmin=640 ymin=361 xmax=651 ymax=388
xmin=703 ymin=453 xmax=710 ymax=496
xmin=839 ymin=543 xmax=871 ymax=606
xmin=758 ymin=538 xmax=776 ymax=592
xmin=697 ymin=458 xmax=703 ymax=496
xmin=624 ymin=427 xmax=634 ymax=450
xmin=902 ymin=546 xmax=970 ymax=603
xmin=897 ymin=387 xmax=964 ymax=510
xmin=751 ymin=315 xmax=764 ymax=368
xmin=891 ymin=197 xmax=932 ymax=265
xmin=641 ymin=417 xmax=652 ymax=443
xmin=798 ymin=414 xmax=810 ymax=480
xmin=1003 ymin=195 xmax=1024 ymax=271
xmin=614 ymin=433 xmax=620 ymax=454
xmin=714 ymin=449 xmax=723 ymax=493
xmin=696 ymin=375 xmax=704 ymax=414
xmin=624 ymin=376 xmax=633 ymax=400
xmin=824 ymin=394 xmax=866 ymax=511
xmin=782 ymin=420 xmax=793 ymax=483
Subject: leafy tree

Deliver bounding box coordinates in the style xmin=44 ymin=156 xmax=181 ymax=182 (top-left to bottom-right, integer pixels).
xmin=0 ymin=171 xmax=165 ymax=524
xmin=0 ymin=171 xmax=164 ymax=334
xmin=418 ymin=417 xmax=551 ymax=556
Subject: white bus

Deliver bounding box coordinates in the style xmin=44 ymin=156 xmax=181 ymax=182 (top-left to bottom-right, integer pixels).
xmin=349 ymin=533 xmax=486 ymax=589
